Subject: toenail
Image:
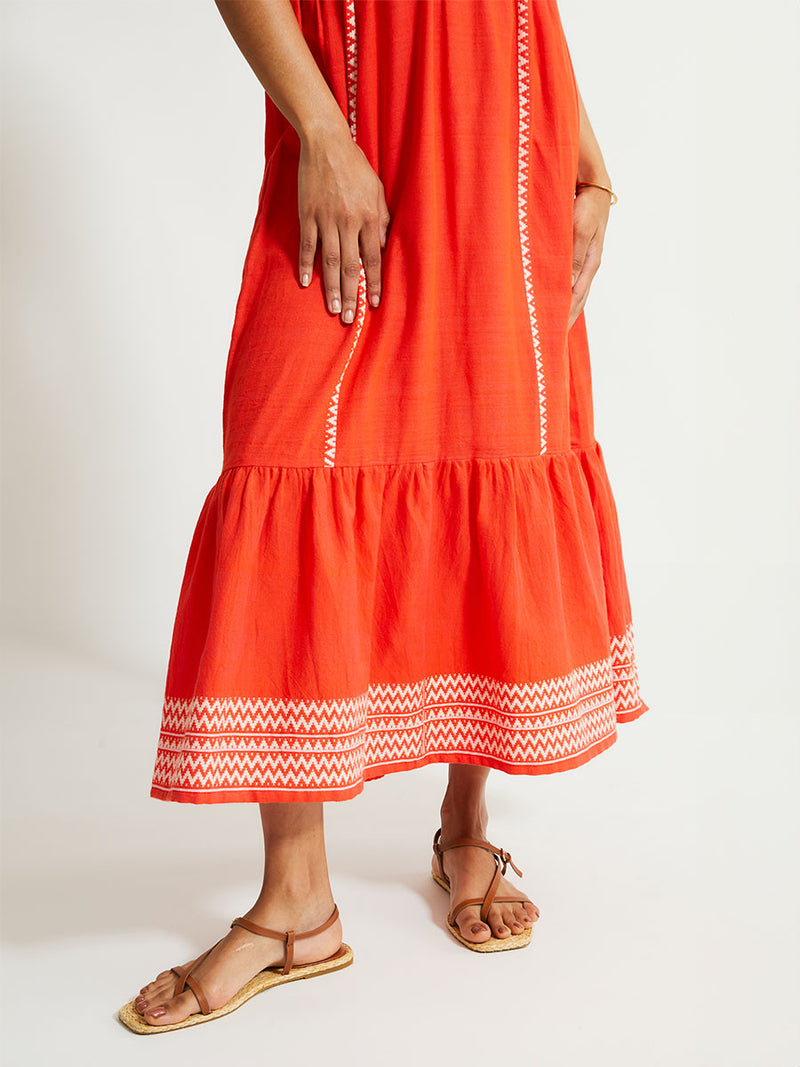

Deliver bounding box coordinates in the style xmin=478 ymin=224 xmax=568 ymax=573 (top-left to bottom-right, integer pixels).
xmin=150 ymin=1008 xmax=166 ymax=1019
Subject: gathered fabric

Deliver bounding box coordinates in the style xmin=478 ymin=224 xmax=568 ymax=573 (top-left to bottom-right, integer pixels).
xmin=150 ymin=0 xmax=649 ymax=804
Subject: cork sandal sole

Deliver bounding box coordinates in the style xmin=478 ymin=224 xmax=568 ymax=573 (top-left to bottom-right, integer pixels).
xmin=119 ymin=942 xmax=353 ymax=1033
xmin=119 ymin=902 xmax=352 ymax=1034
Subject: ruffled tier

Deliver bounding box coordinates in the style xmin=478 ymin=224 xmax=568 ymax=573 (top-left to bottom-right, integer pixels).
xmin=151 ymin=440 xmax=649 ymax=803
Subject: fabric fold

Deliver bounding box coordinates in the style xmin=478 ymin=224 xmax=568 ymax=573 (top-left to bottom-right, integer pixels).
xmin=151 ymin=440 xmax=648 ymax=804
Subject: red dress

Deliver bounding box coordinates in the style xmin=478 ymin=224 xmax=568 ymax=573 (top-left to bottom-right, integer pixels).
xmin=151 ymin=0 xmax=649 ymax=804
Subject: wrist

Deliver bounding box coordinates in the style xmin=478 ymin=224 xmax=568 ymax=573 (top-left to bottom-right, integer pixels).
xmin=576 ymin=173 xmax=612 ymax=190
xmin=575 ymin=180 xmax=617 ymax=206
xmin=576 ymin=161 xmax=611 ymax=187
xmin=298 ymin=111 xmax=353 ymax=153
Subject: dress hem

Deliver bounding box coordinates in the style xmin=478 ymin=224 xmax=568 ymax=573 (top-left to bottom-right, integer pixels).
xmin=149 ymin=698 xmax=649 ymax=805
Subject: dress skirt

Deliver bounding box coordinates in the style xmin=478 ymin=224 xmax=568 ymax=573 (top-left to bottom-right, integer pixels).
xmin=150 ymin=0 xmax=650 ymax=804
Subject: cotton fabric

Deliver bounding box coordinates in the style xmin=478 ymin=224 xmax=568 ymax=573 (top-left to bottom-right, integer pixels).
xmin=151 ymin=0 xmax=649 ymax=804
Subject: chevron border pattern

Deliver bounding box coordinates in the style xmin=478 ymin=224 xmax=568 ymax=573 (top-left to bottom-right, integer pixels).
xmin=151 ymin=624 xmax=648 ymax=802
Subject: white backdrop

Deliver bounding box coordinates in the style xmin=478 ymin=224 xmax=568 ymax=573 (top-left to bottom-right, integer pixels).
xmin=2 ymin=2 xmax=798 ymax=1064
xmin=6 ymin=0 xmax=797 ymax=701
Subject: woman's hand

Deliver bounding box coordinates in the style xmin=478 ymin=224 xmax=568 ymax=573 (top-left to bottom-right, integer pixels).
xmin=568 ymin=185 xmax=611 ymax=331
xmin=210 ymin=0 xmax=391 ymax=325
xmin=298 ymin=126 xmax=391 ymax=324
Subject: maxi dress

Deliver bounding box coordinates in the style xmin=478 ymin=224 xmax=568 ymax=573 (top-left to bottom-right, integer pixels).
xmin=150 ymin=0 xmax=650 ymax=804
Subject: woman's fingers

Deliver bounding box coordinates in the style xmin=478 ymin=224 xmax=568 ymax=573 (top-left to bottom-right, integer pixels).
xmin=378 ymin=188 xmax=391 ymax=248
xmin=306 ymin=216 xmax=384 ymax=321
xmin=568 ymin=187 xmax=609 ymax=330
xmin=298 ymin=215 xmax=318 ymax=289
xmin=360 ymin=217 xmax=384 ymax=308
xmin=296 ymin=130 xmax=390 ymax=321
xmin=338 ymin=222 xmax=362 ymax=323
xmin=571 ymin=231 xmax=589 ymax=289
xmin=319 ymin=224 xmax=343 ymax=316
xmin=568 ymin=238 xmax=601 ymax=330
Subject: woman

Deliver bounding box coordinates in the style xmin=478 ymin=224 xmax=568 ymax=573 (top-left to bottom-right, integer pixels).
xmin=121 ymin=0 xmax=648 ymax=1033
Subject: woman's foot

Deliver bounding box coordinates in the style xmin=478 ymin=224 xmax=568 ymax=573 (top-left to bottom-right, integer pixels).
xmin=436 ymin=765 xmax=540 ymax=946
xmin=134 ymin=890 xmax=343 ymax=1027
xmin=433 ymin=837 xmax=539 ymax=944
xmin=135 ymin=800 xmax=341 ymax=1027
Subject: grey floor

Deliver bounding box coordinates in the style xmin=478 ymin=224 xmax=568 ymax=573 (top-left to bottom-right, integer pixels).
xmin=2 ymin=636 xmax=798 ymax=1067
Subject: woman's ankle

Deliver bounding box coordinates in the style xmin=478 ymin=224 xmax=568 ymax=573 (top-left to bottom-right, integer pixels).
xmin=439 ymin=798 xmax=490 ymax=840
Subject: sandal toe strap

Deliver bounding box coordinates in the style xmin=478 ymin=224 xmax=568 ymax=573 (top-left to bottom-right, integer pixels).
xmin=449 ymin=895 xmax=490 ymax=925
xmin=183 ymin=971 xmax=211 ymax=1015
xmin=450 ymin=894 xmax=535 ymax=926
xmin=170 ymin=946 xmax=218 ymax=1016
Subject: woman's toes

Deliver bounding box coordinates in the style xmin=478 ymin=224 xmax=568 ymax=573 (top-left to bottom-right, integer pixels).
xmin=456 ymin=908 xmax=492 ymax=943
xmin=497 ymin=906 xmax=516 ymax=929
xmin=513 ymin=903 xmax=533 ymax=927
xmin=489 ymin=913 xmax=511 ymax=938
xmin=142 ymin=1002 xmax=166 ymax=1022
xmin=145 ymin=969 xmax=174 ymax=991
xmin=140 ymin=971 xmax=170 ymax=996
xmin=142 ymin=990 xmax=199 ymax=1027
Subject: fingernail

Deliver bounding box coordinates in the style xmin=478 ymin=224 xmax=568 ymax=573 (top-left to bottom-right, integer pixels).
xmin=343 ymin=308 xmax=353 ymax=323
xmin=370 ymin=293 xmax=380 ymax=307
xmin=301 ymin=273 xmax=309 ymax=287
xmin=331 ymin=297 xmax=341 ymax=312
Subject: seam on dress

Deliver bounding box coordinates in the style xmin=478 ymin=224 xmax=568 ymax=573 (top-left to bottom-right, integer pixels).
xmin=323 ymin=0 xmax=368 ymax=468
xmin=516 ymin=0 xmax=548 ymax=455
xmin=220 ymin=440 xmax=601 ymax=475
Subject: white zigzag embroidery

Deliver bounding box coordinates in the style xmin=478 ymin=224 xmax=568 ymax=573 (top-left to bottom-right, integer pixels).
xmin=516 ymin=0 xmax=548 ymax=455
xmin=323 ymin=0 xmax=367 ymax=467
xmin=152 ymin=624 xmax=647 ymax=796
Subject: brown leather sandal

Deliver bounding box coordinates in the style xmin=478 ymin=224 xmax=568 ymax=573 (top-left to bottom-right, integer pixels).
xmin=431 ymin=827 xmax=538 ymax=952
xmin=118 ymin=903 xmax=353 ymax=1034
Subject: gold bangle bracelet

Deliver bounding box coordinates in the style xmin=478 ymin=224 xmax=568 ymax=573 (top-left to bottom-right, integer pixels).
xmin=575 ymin=180 xmax=618 ymax=205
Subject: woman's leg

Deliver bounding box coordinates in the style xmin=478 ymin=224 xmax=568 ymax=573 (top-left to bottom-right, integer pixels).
xmin=135 ymin=801 xmax=343 ymax=1026
xmin=435 ymin=765 xmax=539 ymax=944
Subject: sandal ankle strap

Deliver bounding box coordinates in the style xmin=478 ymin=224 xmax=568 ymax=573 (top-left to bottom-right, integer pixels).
xmin=230 ymin=902 xmax=340 ymax=975
xmin=432 ymin=827 xmax=523 ymax=878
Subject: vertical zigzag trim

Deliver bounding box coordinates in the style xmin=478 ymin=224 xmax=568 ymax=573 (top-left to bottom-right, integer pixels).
xmin=516 ymin=0 xmax=548 ymax=455
xmin=323 ymin=0 xmax=367 ymax=468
